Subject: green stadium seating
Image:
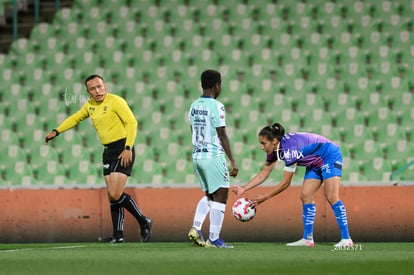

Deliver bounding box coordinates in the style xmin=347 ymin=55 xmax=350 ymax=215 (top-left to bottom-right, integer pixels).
xmin=318 ymin=124 xmax=341 ymax=144
xmin=34 ymin=160 xmax=68 ymax=186
xmin=360 ymin=157 xmax=394 ymax=182
xmin=342 ymin=160 xmax=369 ymax=182
xmin=383 ymin=138 xmax=411 ymax=167
xmin=1 ymin=160 xmax=37 ymax=187
xmin=1 ymin=0 xmax=413 ymax=185
xmin=163 ymin=155 xmax=194 ymax=184
xmin=332 ymin=108 xmax=365 ymax=139
xmin=301 ymin=108 xmax=331 ymax=132
xmin=133 ymin=158 xmax=164 ymax=184
xmin=349 ymin=139 xmax=384 ymax=168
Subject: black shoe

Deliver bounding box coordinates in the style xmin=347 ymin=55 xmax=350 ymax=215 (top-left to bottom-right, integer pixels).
xmin=140 ymin=217 xmax=152 ymax=242
xmin=104 ymin=237 xmax=124 ymax=243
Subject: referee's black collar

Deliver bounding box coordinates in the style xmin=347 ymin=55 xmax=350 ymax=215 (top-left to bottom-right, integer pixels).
xmin=201 ymin=95 xmax=213 ymax=98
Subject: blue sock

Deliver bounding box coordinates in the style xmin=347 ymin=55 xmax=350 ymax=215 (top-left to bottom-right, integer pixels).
xmin=302 ymin=203 xmax=316 ymax=240
xmin=332 ymin=200 xmax=351 ymax=239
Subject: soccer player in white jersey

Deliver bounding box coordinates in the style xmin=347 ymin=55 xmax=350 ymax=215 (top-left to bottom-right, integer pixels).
xmin=188 ymin=69 xmax=239 ymax=248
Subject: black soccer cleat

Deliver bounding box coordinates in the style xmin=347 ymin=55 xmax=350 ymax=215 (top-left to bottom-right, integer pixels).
xmin=104 ymin=237 xmax=124 ymax=243
xmin=140 ymin=217 xmax=152 ymax=242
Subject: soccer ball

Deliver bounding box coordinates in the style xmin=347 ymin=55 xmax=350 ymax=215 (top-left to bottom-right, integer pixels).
xmin=232 ymin=198 xmax=256 ymax=222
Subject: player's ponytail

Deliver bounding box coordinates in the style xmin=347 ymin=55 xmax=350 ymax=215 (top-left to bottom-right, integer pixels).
xmin=258 ymin=122 xmax=286 ymax=141
xmin=271 ymin=123 xmax=285 ymax=140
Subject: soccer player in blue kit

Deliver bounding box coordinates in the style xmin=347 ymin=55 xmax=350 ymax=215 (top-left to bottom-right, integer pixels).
xmin=188 ymin=69 xmax=239 ymax=248
xmin=233 ymin=123 xmax=353 ymax=247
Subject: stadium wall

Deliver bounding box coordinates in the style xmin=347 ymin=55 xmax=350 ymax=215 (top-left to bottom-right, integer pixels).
xmin=1 ymin=186 xmax=413 ymax=243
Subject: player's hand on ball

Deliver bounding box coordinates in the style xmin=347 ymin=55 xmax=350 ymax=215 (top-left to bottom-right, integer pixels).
xmin=249 ymin=199 xmax=258 ymax=208
xmin=251 ymin=194 xmax=267 ymax=206
xmin=232 ymin=185 xmax=245 ymax=196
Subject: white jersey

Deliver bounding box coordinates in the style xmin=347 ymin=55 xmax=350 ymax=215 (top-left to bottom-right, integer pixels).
xmin=188 ymin=96 xmax=226 ymax=159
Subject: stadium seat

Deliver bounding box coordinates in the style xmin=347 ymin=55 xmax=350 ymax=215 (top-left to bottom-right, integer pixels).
xmin=349 ymin=139 xmax=384 ymax=165
xmin=0 ymin=145 xmax=29 ymax=187
xmin=105 ymin=5 xmax=135 ymax=24
xmin=164 ymin=157 xmax=194 ymax=184
xmin=70 ymin=51 xmax=100 ymax=76
xmin=35 ymin=160 xmax=68 ymax=186
xmin=383 ymin=139 xmax=411 ymax=169
xmin=65 ymin=37 xmax=96 ymax=56
xmin=9 ymin=100 xmax=38 ymax=128
xmin=331 ymin=108 xmax=364 ymax=137
xmin=29 ymin=144 xmax=60 ymax=168
xmin=342 ymin=160 xmax=369 ymax=182
xmin=387 ymin=92 xmax=412 ymax=113
xmin=8 ymin=38 xmax=36 ymax=57
xmin=301 ymin=108 xmax=332 ymax=133
xmin=323 ymin=90 xmax=351 ymax=114
xmin=12 ymin=112 xmax=37 ymax=136
xmin=0 ymin=129 xmax=18 ymax=148
xmin=237 ymin=157 xmax=263 ymax=183
xmin=234 ymin=109 xmax=268 ymax=130
xmin=363 ymin=106 xmax=398 ymax=138
xmin=374 ymin=123 xmax=408 ymax=148
xmin=1 ymin=161 xmax=37 ymax=187
xmin=134 ymin=159 xmax=164 ymax=184
xmin=53 ymin=7 xmax=83 ymax=25
xmin=66 ymin=159 xmax=100 ymax=185
xmin=59 ymin=142 xmax=90 ymax=165
xmin=30 ymin=22 xmax=56 ymax=42
xmin=268 ymin=109 xmax=301 ymax=133
xmin=360 ymin=157 xmax=393 ymax=182
xmin=318 ymin=124 xmax=341 ymax=144
xmin=340 ymin=123 xmax=374 ymax=144
xmin=395 ymin=105 xmax=414 ymax=134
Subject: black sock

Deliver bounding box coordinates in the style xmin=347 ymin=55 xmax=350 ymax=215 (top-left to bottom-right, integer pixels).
xmin=110 ymin=199 xmax=125 ymax=238
xmin=119 ymin=193 xmax=147 ymax=226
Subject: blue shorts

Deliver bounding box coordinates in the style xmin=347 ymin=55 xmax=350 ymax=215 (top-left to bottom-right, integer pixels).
xmin=192 ymin=155 xmax=230 ymax=194
xmin=304 ymin=143 xmax=342 ymax=181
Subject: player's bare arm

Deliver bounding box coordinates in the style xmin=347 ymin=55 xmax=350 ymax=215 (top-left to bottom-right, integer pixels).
xmin=251 ymin=170 xmax=295 ymax=206
xmin=216 ymin=127 xmax=238 ymax=177
xmin=233 ymin=161 xmax=275 ymax=196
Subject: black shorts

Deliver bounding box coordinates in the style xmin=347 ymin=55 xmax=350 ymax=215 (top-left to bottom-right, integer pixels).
xmin=102 ymin=138 xmax=135 ymax=176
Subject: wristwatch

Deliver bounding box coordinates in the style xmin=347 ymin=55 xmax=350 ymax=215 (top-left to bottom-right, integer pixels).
xmin=125 ymin=146 xmax=131 ymax=150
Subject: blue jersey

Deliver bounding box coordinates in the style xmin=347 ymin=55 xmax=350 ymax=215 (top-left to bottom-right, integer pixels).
xmin=266 ymin=132 xmax=339 ymax=168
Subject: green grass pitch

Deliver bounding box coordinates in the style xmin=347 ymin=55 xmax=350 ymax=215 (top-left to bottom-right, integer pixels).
xmin=1 ymin=242 xmax=413 ymax=274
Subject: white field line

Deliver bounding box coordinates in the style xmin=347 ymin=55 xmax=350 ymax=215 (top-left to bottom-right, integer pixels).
xmin=0 ymin=245 xmax=87 ymax=253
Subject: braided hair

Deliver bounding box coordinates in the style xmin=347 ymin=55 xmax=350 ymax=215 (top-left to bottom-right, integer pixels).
xmin=258 ymin=122 xmax=286 ymax=141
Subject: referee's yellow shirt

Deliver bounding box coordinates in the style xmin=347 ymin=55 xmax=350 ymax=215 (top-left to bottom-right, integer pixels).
xmin=56 ymin=93 xmax=137 ymax=147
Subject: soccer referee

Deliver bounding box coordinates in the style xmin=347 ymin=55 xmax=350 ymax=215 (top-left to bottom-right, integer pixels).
xmin=45 ymin=74 xmax=152 ymax=243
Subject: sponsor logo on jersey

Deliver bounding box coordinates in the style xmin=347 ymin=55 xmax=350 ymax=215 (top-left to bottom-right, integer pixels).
xmin=191 ymin=109 xmax=209 ymax=116
xmin=278 ymin=149 xmax=304 ymax=160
